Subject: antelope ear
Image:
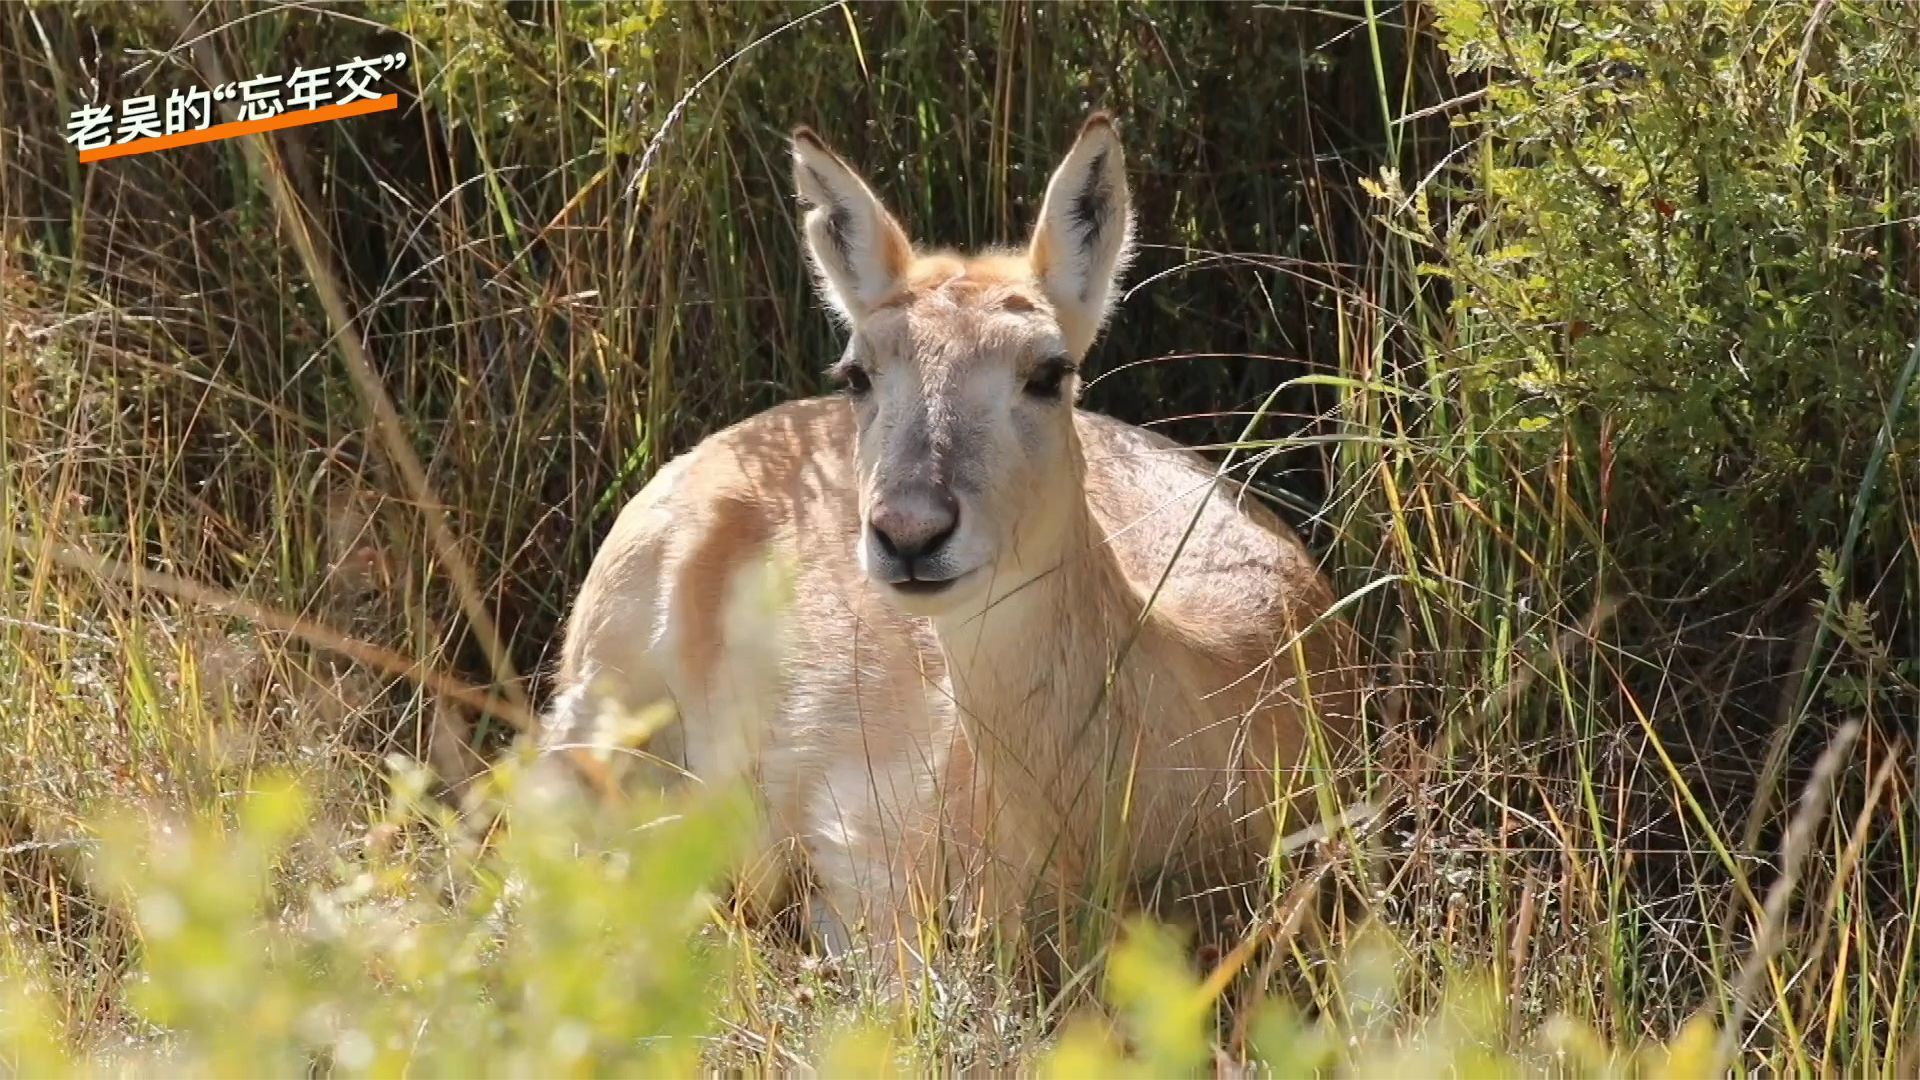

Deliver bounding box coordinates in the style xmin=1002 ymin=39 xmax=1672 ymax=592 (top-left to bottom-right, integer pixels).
xmin=792 ymin=128 xmax=913 ymax=322
xmin=1028 ymin=112 xmax=1134 ymax=358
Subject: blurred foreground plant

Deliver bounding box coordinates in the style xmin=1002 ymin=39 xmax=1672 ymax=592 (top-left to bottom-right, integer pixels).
xmin=1028 ymin=920 xmax=1720 ymax=1079
xmin=1 ymin=756 xmax=754 ymax=1076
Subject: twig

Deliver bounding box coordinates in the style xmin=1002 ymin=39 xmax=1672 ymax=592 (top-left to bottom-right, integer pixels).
xmin=12 ymin=532 xmax=536 ymax=733
xmin=621 ymin=1 xmax=841 ymax=202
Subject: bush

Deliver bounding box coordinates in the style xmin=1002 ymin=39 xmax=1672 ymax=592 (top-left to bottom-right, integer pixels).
xmin=0 ymin=760 xmax=754 ymax=1074
xmin=1425 ymin=0 xmax=1920 ymax=599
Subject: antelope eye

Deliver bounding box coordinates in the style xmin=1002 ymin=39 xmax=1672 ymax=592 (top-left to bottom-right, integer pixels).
xmin=836 ymin=363 xmax=873 ymax=398
xmin=1024 ymin=358 xmax=1075 ymax=400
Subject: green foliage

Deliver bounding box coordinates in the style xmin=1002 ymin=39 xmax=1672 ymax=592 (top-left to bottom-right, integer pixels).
xmin=1030 ymin=920 xmax=1720 ymax=1077
xmin=2 ymin=761 xmax=754 ymax=1075
xmin=1425 ymin=0 xmax=1920 ymax=593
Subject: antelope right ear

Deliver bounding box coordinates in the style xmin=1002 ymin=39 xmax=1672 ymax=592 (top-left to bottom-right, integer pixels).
xmin=792 ymin=128 xmax=913 ymax=322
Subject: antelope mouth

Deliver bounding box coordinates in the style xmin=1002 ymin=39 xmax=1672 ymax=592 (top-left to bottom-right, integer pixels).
xmin=887 ymin=568 xmax=974 ymax=597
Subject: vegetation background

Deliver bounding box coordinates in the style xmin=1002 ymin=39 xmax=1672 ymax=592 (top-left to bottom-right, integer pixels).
xmin=2 ymin=0 xmax=1916 ymax=1073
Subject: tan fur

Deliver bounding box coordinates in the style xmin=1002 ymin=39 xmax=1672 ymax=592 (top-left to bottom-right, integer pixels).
xmin=545 ymin=116 xmax=1360 ymax=963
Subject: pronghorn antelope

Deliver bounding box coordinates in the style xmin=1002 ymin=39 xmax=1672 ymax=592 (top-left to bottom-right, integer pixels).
xmin=543 ymin=114 xmax=1359 ymax=965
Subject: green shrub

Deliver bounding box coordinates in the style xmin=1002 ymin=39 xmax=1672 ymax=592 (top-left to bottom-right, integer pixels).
xmin=1425 ymin=0 xmax=1920 ymax=597
xmin=1 ymin=759 xmax=757 ymax=1075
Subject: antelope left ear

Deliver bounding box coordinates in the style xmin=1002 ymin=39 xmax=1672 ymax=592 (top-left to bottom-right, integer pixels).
xmin=1028 ymin=113 xmax=1134 ymax=359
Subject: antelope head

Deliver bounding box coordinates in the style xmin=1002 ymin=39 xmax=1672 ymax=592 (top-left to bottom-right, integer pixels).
xmin=792 ymin=115 xmax=1134 ymax=618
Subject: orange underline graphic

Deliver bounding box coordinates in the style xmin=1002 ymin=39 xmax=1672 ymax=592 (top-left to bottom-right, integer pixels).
xmin=78 ymin=94 xmax=397 ymax=163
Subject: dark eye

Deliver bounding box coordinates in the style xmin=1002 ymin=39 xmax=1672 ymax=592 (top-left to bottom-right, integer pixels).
xmin=1024 ymin=358 xmax=1075 ymax=400
xmin=835 ymin=362 xmax=872 ymax=398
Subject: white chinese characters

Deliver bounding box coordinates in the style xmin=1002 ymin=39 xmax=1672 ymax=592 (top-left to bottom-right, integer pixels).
xmin=62 ymin=53 xmax=409 ymax=153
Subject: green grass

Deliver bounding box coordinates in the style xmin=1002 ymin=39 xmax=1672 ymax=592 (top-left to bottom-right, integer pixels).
xmin=4 ymin=0 xmax=1918 ymax=1074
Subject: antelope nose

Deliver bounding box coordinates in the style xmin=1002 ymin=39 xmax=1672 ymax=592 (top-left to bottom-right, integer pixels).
xmin=869 ymin=489 xmax=959 ymax=563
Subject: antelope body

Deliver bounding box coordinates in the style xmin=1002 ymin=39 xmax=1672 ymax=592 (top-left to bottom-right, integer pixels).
xmin=543 ymin=116 xmax=1359 ymax=962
